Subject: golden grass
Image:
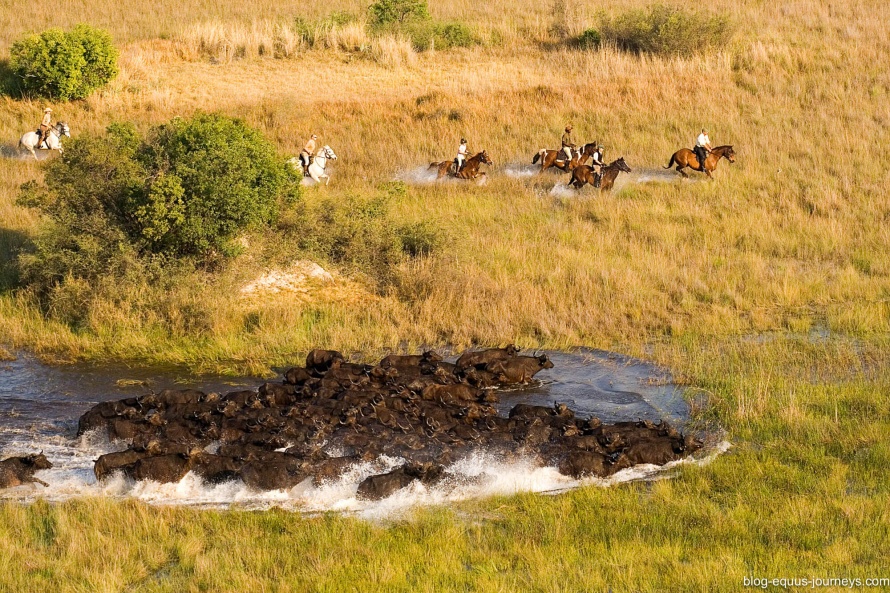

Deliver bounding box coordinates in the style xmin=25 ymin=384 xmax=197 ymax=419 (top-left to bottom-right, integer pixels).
xmin=1 ymin=9 xmax=888 ymax=368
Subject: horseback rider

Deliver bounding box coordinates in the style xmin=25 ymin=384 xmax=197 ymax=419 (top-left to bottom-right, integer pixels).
xmin=561 ymin=125 xmax=575 ymax=162
xmin=300 ymin=133 xmax=318 ymax=173
xmin=591 ymin=144 xmax=606 ymax=188
xmin=694 ymin=128 xmax=712 ymax=172
xmin=36 ymin=108 xmax=53 ymax=149
xmin=591 ymin=144 xmax=605 ymax=169
xmin=455 ymin=138 xmax=469 ymax=172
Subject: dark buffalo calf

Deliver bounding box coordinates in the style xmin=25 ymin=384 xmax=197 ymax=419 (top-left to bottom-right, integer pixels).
xmin=558 ymin=450 xmax=610 ymax=479
xmin=380 ymin=351 xmax=442 ymax=369
xmin=455 ymin=345 xmax=520 ymax=370
xmin=305 ymin=349 xmax=345 ymax=375
xmin=125 ymin=453 xmax=194 ymax=483
xmin=356 ymin=463 xmax=444 ymax=501
xmin=0 ymin=454 xmax=53 ymax=488
xmin=284 ymin=366 xmax=313 ymax=386
xmin=192 ymin=453 xmax=243 ymax=484
xmin=486 ymin=354 xmax=554 ymax=384
xmin=240 ymin=456 xmax=306 ymax=491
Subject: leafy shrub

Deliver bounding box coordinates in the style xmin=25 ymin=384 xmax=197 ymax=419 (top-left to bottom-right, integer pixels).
xmin=9 ymin=24 xmax=118 ymax=100
xmin=17 ymin=115 xmax=301 ymax=306
xmin=397 ymin=221 xmax=442 ymax=257
xmin=432 ymin=22 xmax=477 ymax=49
xmin=598 ymin=5 xmax=734 ymax=56
xmin=577 ymin=28 xmax=602 ymax=49
xmin=295 ymin=194 xmax=403 ymax=282
xmin=133 ymin=113 xmax=300 ymax=257
xmin=368 ymin=0 xmax=430 ymax=27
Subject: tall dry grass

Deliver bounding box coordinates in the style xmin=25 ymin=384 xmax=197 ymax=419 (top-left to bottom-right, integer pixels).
xmin=0 ymin=0 xmax=888 ymax=368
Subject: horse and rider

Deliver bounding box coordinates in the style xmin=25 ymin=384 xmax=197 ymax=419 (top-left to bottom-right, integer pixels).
xmin=429 ymin=138 xmax=492 ymax=181
xmin=533 ymin=125 xmax=606 ymax=175
xmin=664 ymin=128 xmax=735 ymax=178
xmin=19 ymin=107 xmax=71 ymax=160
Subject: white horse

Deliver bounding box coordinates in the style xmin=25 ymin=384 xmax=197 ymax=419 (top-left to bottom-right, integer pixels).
xmin=307 ymin=145 xmax=337 ymax=185
xmin=19 ymin=122 xmax=70 ymax=160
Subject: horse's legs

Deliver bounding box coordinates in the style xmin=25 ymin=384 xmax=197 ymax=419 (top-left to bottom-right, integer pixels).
xmin=676 ymin=166 xmax=688 ymax=178
xmin=324 ymin=174 xmax=331 ymax=186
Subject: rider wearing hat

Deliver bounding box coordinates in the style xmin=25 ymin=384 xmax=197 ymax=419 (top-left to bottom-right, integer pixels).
xmin=37 ymin=108 xmax=53 ymax=149
xmin=455 ymin=138 xmax=469 ymax=172
xmin=694 ymin=128 xmax=712 ymax=172
xmin=300 ymin=133 xmax=318 ymax=173
xmin=561 ymin=125 xmax=576 ymax=163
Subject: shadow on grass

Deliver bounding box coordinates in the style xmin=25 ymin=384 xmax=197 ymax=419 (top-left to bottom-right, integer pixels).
xmin=0 ymin=227 xmax=30 ymax=292
xmin=0 ymin=59 xmax=22 ymax=97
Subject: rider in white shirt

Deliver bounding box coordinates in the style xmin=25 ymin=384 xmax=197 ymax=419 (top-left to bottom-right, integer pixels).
xmin=456 ymin=138 xmax=468 ymax=171
xmin=694 ymin=129 xmax=712 ymax=171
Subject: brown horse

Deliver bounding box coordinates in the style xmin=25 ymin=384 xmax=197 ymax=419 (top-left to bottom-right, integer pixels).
xmin=664 ymin=145 xmax=735 ymax=178
xmin=532 ymin=142 xmax=598 ymax=173
xmin=429 ymin=150 xmax=493 ymax=180
xmin=569 ymin=157 xmax=631 ymax=191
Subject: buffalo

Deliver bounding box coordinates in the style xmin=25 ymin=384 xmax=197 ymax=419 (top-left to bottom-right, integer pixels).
xmin=0 ymin=453 xmax=53 ymax=488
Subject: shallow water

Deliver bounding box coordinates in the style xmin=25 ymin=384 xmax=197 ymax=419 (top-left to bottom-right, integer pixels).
xmin=0 ymin=349 xmax=723 ymax=516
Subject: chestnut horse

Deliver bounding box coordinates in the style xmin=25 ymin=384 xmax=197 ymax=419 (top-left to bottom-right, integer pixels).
xmin=532 ymin=142 xmax=599 ymax=173
xmin=664 ymin=145 xmax=735 ymax=178
xmin=429 ymin=150 xmax=493 ymax=180
xmin=569 ymin=157 xmax=631 ymax=191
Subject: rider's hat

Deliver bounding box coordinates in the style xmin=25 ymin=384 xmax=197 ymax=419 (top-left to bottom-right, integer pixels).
xmin=44 ymin=107 xmax=52 ymax=112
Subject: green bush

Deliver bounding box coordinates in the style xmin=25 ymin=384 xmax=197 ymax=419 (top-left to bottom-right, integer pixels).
xmin=598 ymin=5 xmax=734 ymax=56
xmin=432 ymin=22 xmax=477 ymax=49
xmin=397 ymin=221 xmax=442 ymax=257
xmin=17 ymin=115 xmax=301 ymax=307
xmin=577 ymin=28 xmax=602 ymax=49
xmin=9 ymin=24 xmax=118 ymax=100
xmin=133 ymin=113 xmax=300 ymax=258
xmin=368 ymin=0 xmax=430 ymax=27
xmin=295 ymin=194 xmax=404 ymax=282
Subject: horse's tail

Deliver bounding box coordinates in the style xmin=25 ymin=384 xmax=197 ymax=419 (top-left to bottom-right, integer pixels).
xmin=663 ymin=154 xmax=677 ymax=169
xmin=532 ymin=152 xmax=541 ymax=164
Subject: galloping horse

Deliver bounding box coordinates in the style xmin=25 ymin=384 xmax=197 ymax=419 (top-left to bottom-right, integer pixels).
xmin=569 ymin=157 xmax=631 ymax=191
xmin=429 ymin=150 xmax=492 ymax=180
xmin=19 ymin=122 xmax=70 ymax=160
xmin=532 ymin=142 xmax=598 ymax=173
xmin=306 ymin=145 xmax=337 ymax=185
xmin=664 ymin=145 xmax=735 ymax=178
xmin=290 ymin=146 xmax=338 ymax=185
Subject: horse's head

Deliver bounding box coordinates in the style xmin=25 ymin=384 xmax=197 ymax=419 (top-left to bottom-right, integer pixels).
xmin=56 ymin=122 xmax=70 ymax=137
xmin=724 ymin=146 xmax=735 ymax=163
xmin=322 ymin=145 xmax=337 ymax=160
xmin=479 ymin=150 xmax=493 ymax=165
xmin=615 ymin=157 xmax=632 ymax=173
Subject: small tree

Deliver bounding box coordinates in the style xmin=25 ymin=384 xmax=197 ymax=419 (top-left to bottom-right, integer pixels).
xmin=18 ymin=114 xmax=302 ymax=305
xmin=368 ymin=0 xmax=430 ymax=27
xmin=9 ymin=24 xmax=118 ymax=100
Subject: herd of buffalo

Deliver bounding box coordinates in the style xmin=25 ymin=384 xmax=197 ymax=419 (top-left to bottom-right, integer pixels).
xmin=1 ymin=347 xmax=704 ymax=501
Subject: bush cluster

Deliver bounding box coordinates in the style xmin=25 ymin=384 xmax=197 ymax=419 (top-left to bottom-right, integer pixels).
xmin=367 ymin=0 xmax=479 ymax=50
xmin=17 ymin=114 xmax=301 ymax=315
xmin=9 ymin=24 xmax=118 ymax=100
xmin=598 ymin=5 xmax=734 ymax=55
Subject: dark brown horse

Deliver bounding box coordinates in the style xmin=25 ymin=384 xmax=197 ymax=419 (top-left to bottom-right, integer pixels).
xmin=664 ymin=145 xmax=735 ymax=178
xmin=532 ymin=142 xmax=598 ymax=173
xmin=429 ymin=150 xmax=493 ymax=180
xmin=569 ymin=157 xmax=631 ymax=191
